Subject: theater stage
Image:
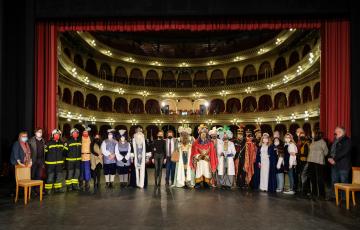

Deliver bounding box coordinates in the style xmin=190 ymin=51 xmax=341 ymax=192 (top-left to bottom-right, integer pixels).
xmin=0 ymin=170 xmax=359 ymax=230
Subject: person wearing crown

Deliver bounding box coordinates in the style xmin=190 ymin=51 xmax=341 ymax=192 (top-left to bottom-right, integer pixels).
xmin=217 ymin=126 xmax=236 ymax=189
xmin=173 ymin=125 xmax=194 ymax=188
xmin=101 ymin=129 xmax=118 ymax=189
xmin=116 ymin=129 xmax=131 ymax=188
xmin=190 ymin=124 xmax=218 ymax=189
xmin=234 ymin=125 xmax=246 ymax=188
xmin=209 ymin=126 xmax=221 ymax=187
xmin=244 ymin=128 xmax=257 ymax=188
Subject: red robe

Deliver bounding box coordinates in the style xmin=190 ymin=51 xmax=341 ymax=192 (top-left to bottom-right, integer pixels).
xmin=190 ymin=139 xmax=218 ymax=173
xmin=244 ymin=140 xmax=257 ymax=184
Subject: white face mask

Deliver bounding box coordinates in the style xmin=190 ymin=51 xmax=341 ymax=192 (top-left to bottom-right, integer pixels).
xmin=108 ymin=134 xmax=113 ymax=140
xmin=274 ymin=139 xmax=280 ymax=146
xmin=285 ymin=137 xmax=290 ymax=143
xmin=35 ymin=132 xmax=42 ymax=138
xmin=120 ymin=136 xmax=125 ymax=142
xmin=21 ymin=137 xmax=28 ymax=142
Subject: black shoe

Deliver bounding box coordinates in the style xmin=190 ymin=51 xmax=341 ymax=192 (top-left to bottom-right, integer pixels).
xmin=67 ymin=186 xmax=72 ymax=192
xmin=109 ymin=182 xmax=113 ymax=189
xmin=105 ymin=182 xmax=109 ymax=188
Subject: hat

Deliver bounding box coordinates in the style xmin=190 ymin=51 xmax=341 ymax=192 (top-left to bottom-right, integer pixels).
xmin=245 ymin=129 xmax=253 ymax=136
xmin=218 ymin=126 xmax=233 ymax=139
xmin=262 ymin=133 xmax=270 ymax=138
xmin=135 ymin=127 xmax=143 ymax=133
xmin=209 ymin=127 xmax=217 ymax=136
xmin=51 ymin=129 xmax=62 ymax=136
xmin=237 ymin=125 xmax=245 ymax=135
xmin=107 ymin=129 xmax=116 ymax=134
xmin=254 ymin=125 xmax=261 ymax=134
xmin=83 ymin=126 xmax=91 ymax=132
xmin=198 ymin=124 xmax=208 ymax=133
xmin=178 ymin=125 xmax=192 ymax=135
xmin=70 ymin=128 xmax=79 ymax=135
xmin=119 ymin=129 xmax=127 ymax=136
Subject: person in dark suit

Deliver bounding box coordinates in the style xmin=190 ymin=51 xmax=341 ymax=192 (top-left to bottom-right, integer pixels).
xmin=151 ymin=131 xmax=166 ymax=187
xmin=328 ymin=126 xmax=352 ymax=198
xmin=28 ymin=128 xmax=45 ymax=181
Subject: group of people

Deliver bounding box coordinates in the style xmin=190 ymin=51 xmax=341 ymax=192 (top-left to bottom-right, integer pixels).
xmin=10 ymin=123 xmax=352 ymax=200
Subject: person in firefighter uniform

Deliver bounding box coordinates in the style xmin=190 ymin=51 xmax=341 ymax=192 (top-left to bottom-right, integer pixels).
xmin=45 ymin=129 xmax=66 ymax=194
xmin=64 ymin=128 xmax=82 ymax=191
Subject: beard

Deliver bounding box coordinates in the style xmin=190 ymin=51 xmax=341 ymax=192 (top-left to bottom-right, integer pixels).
xmin=134 ymin=132 xmax=144 ymax=146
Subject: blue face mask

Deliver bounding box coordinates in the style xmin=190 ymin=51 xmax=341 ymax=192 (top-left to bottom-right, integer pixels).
xmin=21 ymin=137 xmax=28 ymax=142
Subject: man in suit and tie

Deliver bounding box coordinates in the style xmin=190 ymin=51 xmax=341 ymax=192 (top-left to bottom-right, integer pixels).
xmin=165 ymin=130 xmax=177 ymax=186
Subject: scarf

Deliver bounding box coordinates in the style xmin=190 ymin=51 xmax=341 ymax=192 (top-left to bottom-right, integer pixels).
xmin=20 ymin=141 xmax=31 ymax=164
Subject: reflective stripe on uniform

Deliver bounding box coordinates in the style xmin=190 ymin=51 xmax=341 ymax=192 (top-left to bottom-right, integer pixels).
xmin=69 ymin=143 xmax=82 ymax=147
xmin=54 ymin=183 xmax=62 ymax=188
xmin=63 ymin=146 xmax=69 ymax=150
xmin=45 ymin=184 xmax=53 ymax=189
xmin=49 ymin=144 xmax=64 ymax=149
xmin=71 ymin=179 xmax=79 ymax=184
xmin=45 ymin=161 xmax=64 ymax=165
xmin=66 ymin=157 xmax=82 ymax=161
xmin=65 ymin=180 xmax=72 ymax=185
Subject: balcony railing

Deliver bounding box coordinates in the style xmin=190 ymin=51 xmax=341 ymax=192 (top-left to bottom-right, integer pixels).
xmin=58 ymin=99 xmax=320 ymax=125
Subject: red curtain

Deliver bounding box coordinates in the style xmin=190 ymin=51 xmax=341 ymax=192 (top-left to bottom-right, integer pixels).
xmin=35 ymin=18 xmax=349 ymax=140
xmin=320 ymin=20 xmax=351 ymax=141
xmin=35 ymin=22 xmax=58 ymax=138
xmin=57 ymin=18 xmax=320 ymax=32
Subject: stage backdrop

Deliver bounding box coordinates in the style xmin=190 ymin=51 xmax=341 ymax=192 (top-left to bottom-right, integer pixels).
xmin=35 ymin=18 xmax=350 ymax=142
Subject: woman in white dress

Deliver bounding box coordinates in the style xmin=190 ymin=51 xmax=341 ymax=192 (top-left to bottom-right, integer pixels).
xmin=258 ymin=133 xmax=271 ymax=192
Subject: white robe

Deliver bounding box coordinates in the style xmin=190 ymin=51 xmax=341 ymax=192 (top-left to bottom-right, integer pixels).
xmin=133 ymin=136 xmax=146 ymax=188
xmin=174 ymin=144 xmax=193 ymax=187
xmin=260 ymin=145 xmax=270 ymax=191
xmin=217 ymin=140 xmax=236 ymax=176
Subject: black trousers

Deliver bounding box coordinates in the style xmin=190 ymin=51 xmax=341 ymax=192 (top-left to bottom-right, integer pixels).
xmin=307 ymin=162 xmax=325 ymax=198
xmin=236 ymin=156 xmax=246 ymax=187
xmin=154 ymin=154 xmax=164 ymax=186
xmin=31 ymin=160 xmax=44 ymax=180
xmin=91 ymin=163 xmax=102 ymax=185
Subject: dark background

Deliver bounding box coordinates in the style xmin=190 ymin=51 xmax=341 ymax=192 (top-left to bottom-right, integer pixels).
xmin=0 ymin=0 xmax=359 ymax=170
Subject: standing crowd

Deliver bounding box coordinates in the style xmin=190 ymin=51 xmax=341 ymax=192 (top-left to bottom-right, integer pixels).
xmin=10 ymin=124 xmax=352 ymax=200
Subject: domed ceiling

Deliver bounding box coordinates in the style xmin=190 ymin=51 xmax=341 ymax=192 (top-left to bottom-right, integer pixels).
xmin=89 ymin=30 xmax=281 ymax=58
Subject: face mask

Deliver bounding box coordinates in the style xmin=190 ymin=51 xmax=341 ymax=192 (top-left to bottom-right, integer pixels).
xmin=168 ymin=136 xmax=173 ymax=139
xmin=300 ymin=136 xmax=306 ymax=141
xmin=158 ymin=136 xmax=163 ymax=139
xmin=53 ymin=134 xmax=60 ymax=141
xmin=21 ymin=137 xmax=28 ymax=142
xmin=35 ymin=132 xmax=42 ymax=138
xmin=274 ymin=139 xmax=280 ymax=146
xmin=108 ymin=134 xmax=113 ymax=140
xmin=120 ymin=136 xmax=125 ymax=142
xmin=285 ymin=137 xmax=290 ymax=143
xmin=72 ymin=132 xmax=79 ymax=139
